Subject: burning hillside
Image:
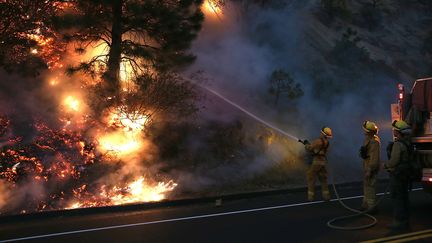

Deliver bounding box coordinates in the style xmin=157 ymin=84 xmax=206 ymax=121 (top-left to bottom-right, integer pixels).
xmin=5 ymin=0 xmax=423 ymax=216
xmin=0 ymin=0 xmax=208 ymax=215
xmin=0 ymin=107 xmax=178 ymax=214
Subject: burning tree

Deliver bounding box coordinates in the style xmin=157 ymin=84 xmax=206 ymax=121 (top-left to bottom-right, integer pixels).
xmin=121 ymin=73 xmax=198 ymax=122
xmin=56 ymin=0 xmax=204 ymax=97
xmin=0 ymin=0 xmax=207 ymax=215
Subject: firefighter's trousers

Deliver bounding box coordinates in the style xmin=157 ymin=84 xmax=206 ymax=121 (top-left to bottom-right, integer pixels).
xmin=363 ymin=171 xmax=378 ymax=208
xmin=390 ymin=174 xmax=410 ymax=226
xmin=306 ymin=163 xmax=330 ymax=201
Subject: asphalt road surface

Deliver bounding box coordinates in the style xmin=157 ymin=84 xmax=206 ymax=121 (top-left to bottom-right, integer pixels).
xmin=1 ymin=184 xmax=431 ymax=243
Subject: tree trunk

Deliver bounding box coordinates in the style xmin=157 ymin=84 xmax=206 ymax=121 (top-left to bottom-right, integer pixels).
xmin=105 ymin=0 xmax=123 ymax=96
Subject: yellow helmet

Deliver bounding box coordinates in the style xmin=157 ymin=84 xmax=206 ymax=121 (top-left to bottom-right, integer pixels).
xmin=392 ymin=120 xmax=410 ymax=131
xmin=321 ymin=127 xmax=333 ymax=138
xmin=362 ymin=120 xmax=379 ymax=134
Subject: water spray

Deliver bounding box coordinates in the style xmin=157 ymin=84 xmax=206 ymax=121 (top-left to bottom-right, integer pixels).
xmin=187 ymin=78 xmax=300 ymax=142
xmin=187 ymin=76 xmax=391 ymax=231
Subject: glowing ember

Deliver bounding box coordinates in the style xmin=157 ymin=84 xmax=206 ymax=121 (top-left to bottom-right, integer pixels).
xmin=63 ymin=96 xmax=80 ymax=112
xmin=25 ymin=29 xmax=65 ymax=69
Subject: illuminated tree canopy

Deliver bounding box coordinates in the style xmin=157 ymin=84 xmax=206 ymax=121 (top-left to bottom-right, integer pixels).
xmin=55 ymin=0 xmax=204 ymax=94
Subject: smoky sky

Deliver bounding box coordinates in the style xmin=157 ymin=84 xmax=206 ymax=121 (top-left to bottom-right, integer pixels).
xmin=0 ymin=71 xmax=59 ymax=142
xmin=188 ymin=0 xmax=403 ymax=181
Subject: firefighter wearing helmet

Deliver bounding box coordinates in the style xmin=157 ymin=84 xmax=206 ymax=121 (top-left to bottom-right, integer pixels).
xmin=384 ymin=120 xmax=412 ymax=231
xmin=304 ymin=127 xmax=332 ymax=201
xmin=359 ymin=121 xmax=381 ymax=213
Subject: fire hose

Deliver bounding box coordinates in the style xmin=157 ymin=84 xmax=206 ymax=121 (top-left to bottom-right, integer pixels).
xmin=298 ymin=139 xmax=390 ymax=230
xmin=191 ymin=78 xmax=390 ymax=230
xmin=326 ymin=163 xmax=391 ymax=230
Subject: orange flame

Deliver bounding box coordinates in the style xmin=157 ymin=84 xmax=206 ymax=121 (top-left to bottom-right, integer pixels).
xmin=108 ymin=107 xmax=148 ymax=132
xmin=203 ymin=0 xmax=221 ymax=15
xmin=98 ymin=131 xmax=143 ymax=156
xmin=63 ymin=96 xmax=80 ymax=112
xmin=66 ymin=177 xmax=177 ymax=209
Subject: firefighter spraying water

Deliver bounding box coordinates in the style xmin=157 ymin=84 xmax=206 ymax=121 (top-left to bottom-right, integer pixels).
xmin=302 ymin=127 xmax=332 ymax=202
xmin=188 ymin=77 xmax=336 ymax=202
xmin=189 ymin=77 xmax=402 ymax=231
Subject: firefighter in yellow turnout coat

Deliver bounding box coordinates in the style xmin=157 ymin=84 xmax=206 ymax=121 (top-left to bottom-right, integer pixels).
xmin=305 ymin=127 xmax=332 ymax=201
xmin=359 ymin=121 xmax=381 ymax=211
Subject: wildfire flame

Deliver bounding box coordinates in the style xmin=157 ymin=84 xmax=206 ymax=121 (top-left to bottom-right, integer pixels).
xmin=96 ymin=107 xmax=149 ymax=156
xmin=63 ymin=96 xmax=80 ymax=112
xmin=98 ymin=131 xmax=143 ymax=156
xmin=114 ymin=177 xmax=178 ymax=204
xmin=204 ymin=0 xmax=221 ymax=15
xmin=66 ymin=177 xmax=177 ymax=209
xmin=109 ymin=107 xmax=148 ymax=132
xmin=0 ymin=4 xmax=179 ymax=214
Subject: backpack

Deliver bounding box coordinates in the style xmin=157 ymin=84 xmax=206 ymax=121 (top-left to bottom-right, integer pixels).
xmin=304 ymin=138 xmax=329 ymax=165
xmin=393 ymin=140 xmax=422 ymax=182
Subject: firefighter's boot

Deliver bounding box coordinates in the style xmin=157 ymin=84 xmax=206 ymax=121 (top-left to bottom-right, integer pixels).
xmin=308 ymin=191 xmax=314 ymax=201
xmin=322 ymin=190 xmax=330 ymax=202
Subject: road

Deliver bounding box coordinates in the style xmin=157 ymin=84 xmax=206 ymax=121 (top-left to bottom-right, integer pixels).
xmin=0 ymin=183 xmax=431 ymax=243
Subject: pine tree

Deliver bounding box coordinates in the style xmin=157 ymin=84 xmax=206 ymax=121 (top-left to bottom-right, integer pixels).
xmin=56 ymin=0 xmax=204 ymax=96
xmin=268 ymin=69 xmax=303 ymax=106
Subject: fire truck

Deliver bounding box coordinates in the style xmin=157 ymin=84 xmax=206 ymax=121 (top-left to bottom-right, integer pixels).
xmin=393 ymin=77 xmax=432 ymax=193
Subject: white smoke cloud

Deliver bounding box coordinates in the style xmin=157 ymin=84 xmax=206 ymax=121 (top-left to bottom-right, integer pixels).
xmin=186 ymin=0 xmax=399 ymax=183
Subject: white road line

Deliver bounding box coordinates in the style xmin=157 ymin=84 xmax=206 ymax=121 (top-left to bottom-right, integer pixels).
xmin=0 ymin=188 xmax=423 ymax=242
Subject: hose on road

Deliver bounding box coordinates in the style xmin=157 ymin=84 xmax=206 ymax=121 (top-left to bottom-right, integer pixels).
xmin=186 ymin=76 xmax=391 ymax=230
xmin=326 ymin=165 xmax=390 ymax=230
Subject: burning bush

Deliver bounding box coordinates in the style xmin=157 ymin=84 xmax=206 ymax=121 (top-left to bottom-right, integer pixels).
xmin=0 ymin=112 xmax=180 ymax=214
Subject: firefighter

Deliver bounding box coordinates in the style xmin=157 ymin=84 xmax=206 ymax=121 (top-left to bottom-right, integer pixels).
xmin=359 ymin=121 xmax=381 ymax=212
xmin=305 ymin=127 xmax=332 ymax=201
xmin=384 ymin=120 xmax=412 ymax=231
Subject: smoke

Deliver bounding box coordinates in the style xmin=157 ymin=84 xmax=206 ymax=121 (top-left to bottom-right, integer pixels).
xmin=184 ymin=0 xmax=401 ymax=185
xmin=0 ymin=180 xmax=46 ymax=214
xmin=1 ymin=0 xmax=424 ymax=213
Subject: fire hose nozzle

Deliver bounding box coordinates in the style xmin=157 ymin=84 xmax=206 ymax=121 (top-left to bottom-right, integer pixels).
xmin=298 ymin=139 xmax=310 ymax=145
